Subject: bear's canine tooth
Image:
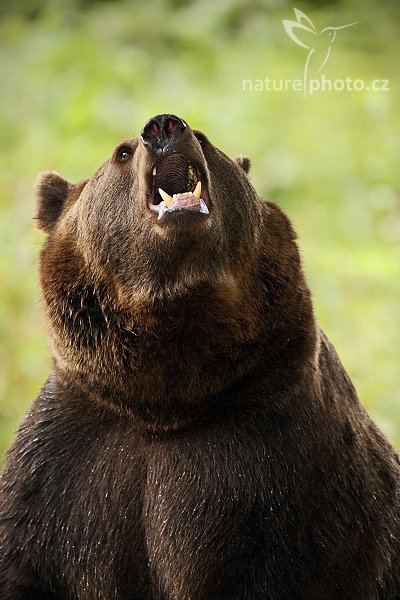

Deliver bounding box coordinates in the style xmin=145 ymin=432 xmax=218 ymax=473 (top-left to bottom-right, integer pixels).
xmin=158 ymin=188 xmax=173 ymax=207
xmin=193 ymin=181 xmax=201 ymax=199
xmin=152 ymin=166 xmax=156 ymax=176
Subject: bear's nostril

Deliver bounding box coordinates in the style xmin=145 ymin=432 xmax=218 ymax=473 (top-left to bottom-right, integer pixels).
xmin=146 ymin=121 xmax=161 ymax=140
xmin=164 ymin=118 xmax=182 ymax=135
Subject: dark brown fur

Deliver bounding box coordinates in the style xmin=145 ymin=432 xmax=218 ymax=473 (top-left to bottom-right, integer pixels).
xmin=1 ymin=118 xmax=399 ymax=599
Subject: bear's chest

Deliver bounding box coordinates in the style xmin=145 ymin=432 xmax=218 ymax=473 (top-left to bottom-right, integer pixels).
xmin=138 ymin=430 xmax=300 ymax=600
xmin=42 ymin=415 xmax=305 ymax=599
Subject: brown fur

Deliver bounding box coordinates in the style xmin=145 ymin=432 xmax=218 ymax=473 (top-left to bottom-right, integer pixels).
xmin=1 ymin=116 xmax=399 ymax=599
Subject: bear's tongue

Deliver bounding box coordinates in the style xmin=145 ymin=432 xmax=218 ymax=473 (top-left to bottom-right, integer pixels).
xmin=151 ymin=154 xmax=208 ymax=219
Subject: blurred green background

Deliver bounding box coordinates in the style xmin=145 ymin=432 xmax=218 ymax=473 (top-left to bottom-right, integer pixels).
xmin=0 ymin=0 xmax=399 ymax=465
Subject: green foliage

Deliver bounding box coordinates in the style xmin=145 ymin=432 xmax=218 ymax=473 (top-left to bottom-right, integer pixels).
xmin=1 ymin=0 xmax=399 ymax=464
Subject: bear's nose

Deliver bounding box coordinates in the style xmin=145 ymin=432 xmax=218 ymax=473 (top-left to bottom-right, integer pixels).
xmin=141 ymin=114 xmax=187 ymax=151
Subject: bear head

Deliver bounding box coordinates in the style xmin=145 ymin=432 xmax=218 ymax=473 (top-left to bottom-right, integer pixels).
xmin=35 ymin=114 xmax=316 ymax=430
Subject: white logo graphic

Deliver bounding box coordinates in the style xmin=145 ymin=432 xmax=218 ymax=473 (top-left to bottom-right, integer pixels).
xmin=241 ymin=11 xmax=390 ymax=95
xmin=283 ymin=8 xmax=358 ymax=93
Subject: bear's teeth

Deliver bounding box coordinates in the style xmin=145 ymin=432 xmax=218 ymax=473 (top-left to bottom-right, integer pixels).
xmin=152 ymin=166 xmax=157 ymax=176
xmin=171 ymin=191 xmax=199 ymax=200
xmin=158 ymin=188 xmax=173 ymax=207
xmin=158 ymin=183 xmax=203 ymax=210
xmin=193 ymin=181 xmax=201 ymax=199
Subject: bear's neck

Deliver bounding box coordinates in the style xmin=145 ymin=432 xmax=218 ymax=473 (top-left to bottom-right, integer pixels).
xmin=49 ymin=268 xmax=318 ymax=433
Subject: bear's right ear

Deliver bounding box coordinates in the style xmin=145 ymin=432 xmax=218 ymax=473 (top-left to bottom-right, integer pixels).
xmin=35 ymin=171 xmax=74 ymax=233
xmin=233 ymin=154 xmax=251 ymax=174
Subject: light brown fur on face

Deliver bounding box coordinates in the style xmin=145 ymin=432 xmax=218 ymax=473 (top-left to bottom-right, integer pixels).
xmin=1 ymin=115 xmax=399 ymax=600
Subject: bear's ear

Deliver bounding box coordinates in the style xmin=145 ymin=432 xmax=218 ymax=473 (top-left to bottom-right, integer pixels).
xmin=35 ymin=171 xmax=74 ymax=232
xmin=233 ymin=154 xmax=251 ymax=174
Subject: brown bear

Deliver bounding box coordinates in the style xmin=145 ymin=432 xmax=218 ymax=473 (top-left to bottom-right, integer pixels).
xmin=0 ymin=114 xmax=399 ymax=600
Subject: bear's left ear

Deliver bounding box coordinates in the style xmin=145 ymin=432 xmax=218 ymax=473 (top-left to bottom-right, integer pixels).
xmin=233 ymin=154 xmax=251 ymax=174
xmin=35 ymin=171 xmax=77 ymax=233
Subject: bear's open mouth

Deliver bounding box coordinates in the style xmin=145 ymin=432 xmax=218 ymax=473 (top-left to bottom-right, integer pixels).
xmin=149 ymin=154 xmax=209 ymax=220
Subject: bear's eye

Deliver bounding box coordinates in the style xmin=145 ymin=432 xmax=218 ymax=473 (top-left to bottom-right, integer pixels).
xmin=116 ymin=146 xmax=133 ymax=163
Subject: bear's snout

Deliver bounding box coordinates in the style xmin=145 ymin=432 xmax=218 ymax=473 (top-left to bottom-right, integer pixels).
xmin=141 ymin=113 xmax=187 ymax=152
xmin=138 ymin=115 xmax=210 ymax=222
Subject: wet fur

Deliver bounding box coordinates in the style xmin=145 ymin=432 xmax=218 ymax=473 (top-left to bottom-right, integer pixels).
xmin=1 ymin=123 xmax=399 ymax=599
